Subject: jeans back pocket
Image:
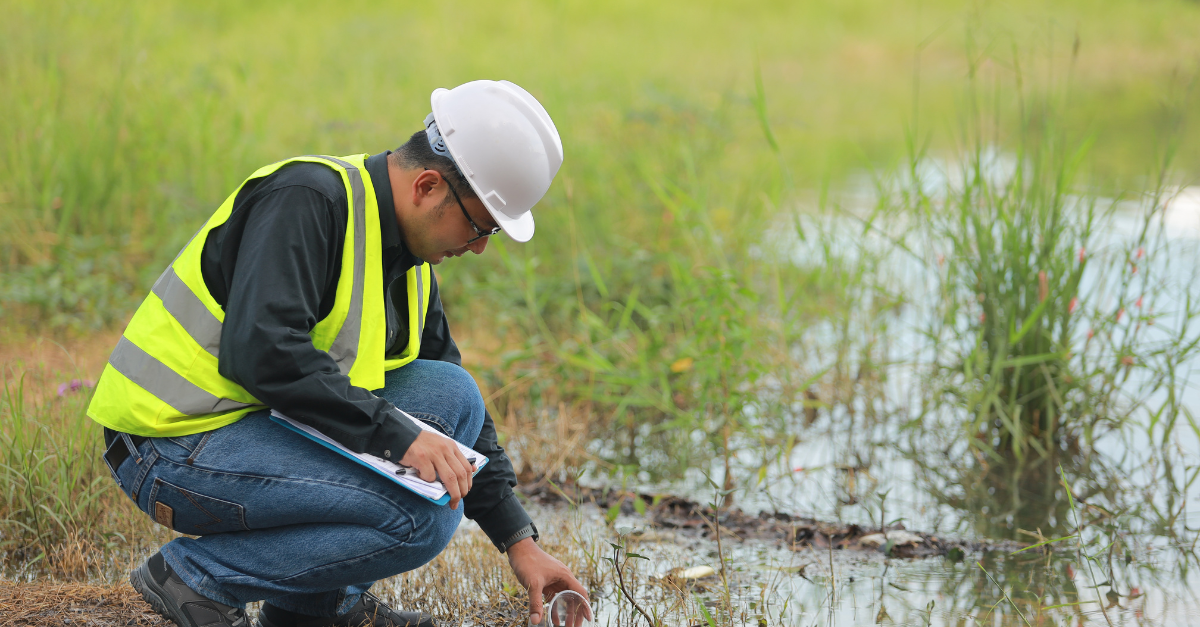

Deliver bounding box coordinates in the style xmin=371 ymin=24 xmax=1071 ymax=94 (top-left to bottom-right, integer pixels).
xmin=145 ymin=478 xmax=249 ymax=535
xmin=104 ymin=434 xmax=154 ymax=501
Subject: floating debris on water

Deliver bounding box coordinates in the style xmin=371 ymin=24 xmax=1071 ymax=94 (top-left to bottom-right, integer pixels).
xmin=517 ymin=478 xmax=1027 ymax=557
xmin=676 ymin=565 xmax=716 ymax=580
xmin=858 ymin=530 xmax=923 ymax=548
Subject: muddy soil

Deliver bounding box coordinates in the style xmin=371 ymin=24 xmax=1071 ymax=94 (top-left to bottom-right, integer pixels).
xmin=517 ymin=477 xmax=1029 ymax=558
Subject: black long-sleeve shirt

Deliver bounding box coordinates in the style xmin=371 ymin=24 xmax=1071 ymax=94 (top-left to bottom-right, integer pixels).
xmin=195 ymin=150 xmax=530 ymax=547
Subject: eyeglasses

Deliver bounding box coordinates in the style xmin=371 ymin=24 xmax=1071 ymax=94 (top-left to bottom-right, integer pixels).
xmin=437 ymin=171 xmax=501 ymax=244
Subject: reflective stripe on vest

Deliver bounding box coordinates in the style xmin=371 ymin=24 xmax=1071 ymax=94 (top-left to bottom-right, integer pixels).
xmin=108 ymin=336 xmax=253 ymax=415
xmin=88 ymin=154 xmax=429 ymax=437
xmin=383 ymin=261 xmax=432 ymax=371
xmin=317 ymin=155 xmax=367 ymax=376
xmin=151 ymin=266 xmax=223 ymax=358
xmin=416 ymin=268 xmax=425 ymax=338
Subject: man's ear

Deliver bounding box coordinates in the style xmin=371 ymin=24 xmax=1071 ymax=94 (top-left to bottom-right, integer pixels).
xmin=411 ymin=169 xmax=443 ymax=209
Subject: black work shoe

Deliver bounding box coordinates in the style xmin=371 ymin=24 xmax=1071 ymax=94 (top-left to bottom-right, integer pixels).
xmin=130 ymin=551 xmax=249 ymax=627
xmin=258 ymin=593 xmax=434 ymax=627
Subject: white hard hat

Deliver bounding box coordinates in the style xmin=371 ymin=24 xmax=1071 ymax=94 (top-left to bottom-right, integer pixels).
xmin=428 ymin=80 xmax=563 ymax=242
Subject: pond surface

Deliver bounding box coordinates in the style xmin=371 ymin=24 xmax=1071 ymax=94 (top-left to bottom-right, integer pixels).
xmin=632 ymin=185 xmax=1197 ymax=528
xmin=451 ymin=502 xmax=1200 ymax=626
xmin=557 ymin=180 xmax=1200 ymax=625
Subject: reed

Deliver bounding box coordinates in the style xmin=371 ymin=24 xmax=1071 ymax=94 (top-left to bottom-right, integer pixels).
xmin=892 ymin=50 xmax=1200 ymax=538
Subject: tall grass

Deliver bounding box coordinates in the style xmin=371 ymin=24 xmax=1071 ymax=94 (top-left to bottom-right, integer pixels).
xmin=468 ymin=99 xmax=826 ymax=486
xmin=886 ymin=51 xmax=1200 ymax=539
xmin=0 ymin=370 xmax=158 ymax=578
xmin=3 ymin=0 xmax=1199 ymax=333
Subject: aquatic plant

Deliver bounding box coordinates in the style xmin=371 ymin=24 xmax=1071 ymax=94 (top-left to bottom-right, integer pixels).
xmin=892 ymin=47 xmax=1200 ymax=539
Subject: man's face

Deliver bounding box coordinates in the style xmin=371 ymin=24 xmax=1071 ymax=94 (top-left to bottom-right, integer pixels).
xmin=405 ymin=178 xmax=498 ymax=265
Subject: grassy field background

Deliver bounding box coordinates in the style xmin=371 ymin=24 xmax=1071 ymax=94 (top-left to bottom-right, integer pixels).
xmin=3 ymin=0 xmax=1199 ymax=333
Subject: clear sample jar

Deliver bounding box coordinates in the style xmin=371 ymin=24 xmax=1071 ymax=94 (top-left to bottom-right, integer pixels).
xmin=530 ymin=589 xmax=593 ymax=627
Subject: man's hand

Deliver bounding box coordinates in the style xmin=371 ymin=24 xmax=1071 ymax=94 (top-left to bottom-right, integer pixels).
xmin=398 ymin=431 xmax=474 ymax=509
xmin=507 ymin=538 xmax=590 ymax=625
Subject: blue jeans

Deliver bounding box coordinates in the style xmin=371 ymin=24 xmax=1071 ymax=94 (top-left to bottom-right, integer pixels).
xmin=104 ymin=360 xmax=486 ymax=616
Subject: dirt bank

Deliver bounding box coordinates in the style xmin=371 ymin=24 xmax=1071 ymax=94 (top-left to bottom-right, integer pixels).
xmin=518 ymin=478 xmax=1029 ymax=558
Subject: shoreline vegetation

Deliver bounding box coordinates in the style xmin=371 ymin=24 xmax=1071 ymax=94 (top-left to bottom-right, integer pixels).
xmin=4 ymin=0 xmax=1200 ymax=625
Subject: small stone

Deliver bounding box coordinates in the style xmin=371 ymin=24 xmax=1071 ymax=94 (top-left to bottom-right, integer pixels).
xmin=861 ymin=531 xmax=923 ymax=548
xmin=884 ymin=530 xmax=923 ymax=546
xmin=679 ymin=565 xmax=717 ymax=580
xmin=860 ymin=533 xmax=887 ymax=547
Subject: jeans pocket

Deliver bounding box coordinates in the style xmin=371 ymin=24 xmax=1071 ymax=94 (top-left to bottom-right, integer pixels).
xmin=159 ymin=431 xmax=215 ymax=465
xmin=104 ymin=435 xmax=151 ymax=501
xmin=102 ymin=436 xmax=129 ymax=491
xmin=145 ymin=478 xmax=250 ymax=535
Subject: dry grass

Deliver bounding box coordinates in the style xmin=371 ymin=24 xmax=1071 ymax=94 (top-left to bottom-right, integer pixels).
xmin=0 ymin=519 xmax=605 ymax=627
xmin=380 ymin=519 xmax=606 ymax=627
xmin=0 ymin=581 xmax=169 ymax=627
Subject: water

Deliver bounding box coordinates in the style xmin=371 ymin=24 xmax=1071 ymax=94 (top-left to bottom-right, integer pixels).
xmin=643 ymin=182 xmax=1198 ymax=533
xmin=569 ymin=174 xmax=1200 ymax=625
xmin=501 ymin=503 xmax=1200 ymax=626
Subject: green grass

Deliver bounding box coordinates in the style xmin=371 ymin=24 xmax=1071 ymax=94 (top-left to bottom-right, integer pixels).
xmin=0 ymin=370 xmax=161 ymax=579
xmin=2 ymin=0 xmax=1199 ymax=331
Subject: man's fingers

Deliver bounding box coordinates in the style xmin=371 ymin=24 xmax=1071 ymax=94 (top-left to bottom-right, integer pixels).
xmin=567 ymin=577 xmax=590 ymax=602
xmin=416 ymin=460 xmax=437 ymax=484
xmin=399 ymin=431 xmax=475 ymax=509
xmin=404 ymin=432 xmax=439 ymax=483
xmin=439 ymin=440 xmax=472 ymax=502
xmin=527 ymin=580 xmax=545 ymax=625
xmin=432 ymin=456 xmax=461 ymax=508
xmin=454 ymin=448 xmax=473 ymax=500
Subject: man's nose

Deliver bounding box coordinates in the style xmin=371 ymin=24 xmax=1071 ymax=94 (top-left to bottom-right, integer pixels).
xmin=467 ymin=236 xmax=489 ymax=255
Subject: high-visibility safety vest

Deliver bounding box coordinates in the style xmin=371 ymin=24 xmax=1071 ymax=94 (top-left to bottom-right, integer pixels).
xmin=87 ymin=155 xmax=432 ymax=437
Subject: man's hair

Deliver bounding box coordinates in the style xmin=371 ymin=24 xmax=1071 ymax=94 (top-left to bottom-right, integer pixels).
xmin=389 ymin=130 xmax=479 ymax=202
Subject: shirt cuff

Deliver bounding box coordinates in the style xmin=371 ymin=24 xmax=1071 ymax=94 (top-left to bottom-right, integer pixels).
xmin=364 ymin=407 xmax=422 ymax=462
xmin=472 ymin=492 xmax=534 ymax=551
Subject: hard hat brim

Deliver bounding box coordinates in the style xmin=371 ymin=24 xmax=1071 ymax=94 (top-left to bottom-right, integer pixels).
xmin=483 ymin=202 xmax=535 ymax=243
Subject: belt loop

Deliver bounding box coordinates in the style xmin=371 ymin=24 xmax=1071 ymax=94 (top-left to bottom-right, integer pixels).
xmin=185 ymin=431 xmax=214 ymax=466
xmin=120 ymin=433 xmax=143 ymax=465
xmin=130 ymin=448 xmax=159 ymax=502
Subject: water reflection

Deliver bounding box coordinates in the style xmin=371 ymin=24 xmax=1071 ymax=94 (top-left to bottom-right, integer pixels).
xmin=911 ymin=431 xmax=1122 ymax=540
xmin=723 ymin=176 xmax=1200 ymax=538
xmin=753 ymin=545 xmax=1199 ymax=626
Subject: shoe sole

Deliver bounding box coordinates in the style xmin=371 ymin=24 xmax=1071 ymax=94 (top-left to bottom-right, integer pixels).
xmin=257 ymin=613 xmax=432 ymax=627
xmin=256 ymin=605 xmax=432 ymax=627
xmin=255 ymin=610 xmax=429 ymax=624
xmin=130 ymin=561 xmax=192 ymax=627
